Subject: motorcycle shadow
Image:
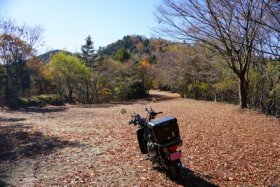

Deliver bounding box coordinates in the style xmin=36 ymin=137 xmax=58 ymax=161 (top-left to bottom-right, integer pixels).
xmin=153 ymin=166 xmax=218 ymax=187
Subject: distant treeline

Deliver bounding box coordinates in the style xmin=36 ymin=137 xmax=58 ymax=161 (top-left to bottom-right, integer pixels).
xmin=0 ymin=21 xmax=152 ymax=109
xmin=0 ymin=18 xmax=279 ymax=117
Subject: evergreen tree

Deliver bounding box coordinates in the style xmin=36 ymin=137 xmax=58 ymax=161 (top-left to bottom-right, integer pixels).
xmin=81 ymin=35 xmax=95 ymax=68
xmin=112 ymin=48 xmax=131 ymax=62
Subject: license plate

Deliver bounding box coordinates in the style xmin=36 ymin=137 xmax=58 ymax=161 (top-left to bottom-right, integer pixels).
xmin=169 ymin=152 xmax=182 ymax=161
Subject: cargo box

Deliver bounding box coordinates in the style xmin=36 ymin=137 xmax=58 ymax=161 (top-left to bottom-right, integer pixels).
xmin=147 ymin=116 xmax=181 ymax=144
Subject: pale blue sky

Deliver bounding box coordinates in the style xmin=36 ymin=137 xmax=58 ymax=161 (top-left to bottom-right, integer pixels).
xmin=0 ymin=0 xmax=161 ymax=54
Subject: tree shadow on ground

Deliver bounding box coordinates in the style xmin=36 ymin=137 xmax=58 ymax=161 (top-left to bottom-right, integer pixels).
xmin=76 ymin=101 xmax=148 ymax=109
xmin=0 ymin=123 xmax=82 ymax=162
xmin=76 ymin=94 xmax=177 ymax=109
xmin=154 ymin=166 xmax=218 ymax=187
xmin=19 ymin=106 xmax=68 ymax=114
xmin=146 ymin=94 xmax=180 ymax=102
xmin=0 ymin=117 xmax=26 ymax=122
xmin=0 ymin=119 xmax=83 ymax=186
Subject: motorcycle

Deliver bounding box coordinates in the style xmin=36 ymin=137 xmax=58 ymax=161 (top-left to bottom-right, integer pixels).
xmin=128 ymin=108 xmax=183 ymax=179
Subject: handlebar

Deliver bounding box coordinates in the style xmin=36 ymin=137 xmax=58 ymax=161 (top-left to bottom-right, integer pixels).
xmin=128 ymin=113 xmax=142 ymax=125
xmin=128 ymin=119 xmax=135 ymax=125
xmin=146 ymin=108 xmax=162 ymax=121
xmin=128 ymin=108 xmax=162 ymax=126
xmin=146 ymin=108 xmax=162 ymax=114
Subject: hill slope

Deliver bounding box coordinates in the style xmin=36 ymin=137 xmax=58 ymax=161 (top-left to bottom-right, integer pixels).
xmin=37 ymin=50 xmax=73 ymax=63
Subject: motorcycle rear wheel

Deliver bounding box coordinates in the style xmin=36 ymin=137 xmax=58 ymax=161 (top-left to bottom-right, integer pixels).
xmin=167 ymin=162 xmax=181 ymax=180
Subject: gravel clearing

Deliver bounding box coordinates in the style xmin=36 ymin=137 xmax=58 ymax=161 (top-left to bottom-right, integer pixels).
xmin=0 ymin=90 xmax=279 ymax=186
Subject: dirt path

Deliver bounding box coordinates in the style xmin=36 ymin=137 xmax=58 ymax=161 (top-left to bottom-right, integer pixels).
xmin=0 ymin=90 xmax=279 ymax=186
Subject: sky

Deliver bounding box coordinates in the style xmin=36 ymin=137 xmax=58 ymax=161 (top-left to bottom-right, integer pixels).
xmin=0 ymin=0 xmax=161 ymax=54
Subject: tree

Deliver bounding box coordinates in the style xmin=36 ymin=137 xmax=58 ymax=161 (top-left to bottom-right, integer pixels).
xmin=154 ymin=42 xmax=219 ymax=99
xmin=0 ymin=65 xmax=5 ymax=97
xmin=253 ymin=0 xmax=280 ymax=34
xmin=155 ymin=0 xmax=276 ymax=108
xmin=27 ymin=57 xmax=51 ymax=95
xmin=47 ymin=52 xmax=90 ymax=102
xmin=0 ymin=19 xmax=43 ymax=109
xmin=87 ymin=59 xmax=120 ymax=103
xmin=112 ymin=48 xmax=131 ymax=62
xmin=80 ymin=36 xmax=96 ymax=103
xmin=81 ymin=35 xmax=96 ymax=68
xmin=138 ymin=58 xmax=152 ymax=94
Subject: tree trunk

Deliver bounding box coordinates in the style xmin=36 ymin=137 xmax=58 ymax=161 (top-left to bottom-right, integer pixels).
xmin=68 ymin=87 xmax=74 ymax=103
xmin=85 ymin=80 xmax=90 ymax=103
xmin=6 ymin=67 xmax=19 ymax=109
xmin=0 ymin=96 xmax=4 ymax=111
xmin=214 ymin=92 xmax=217 ymax=102
xmin=239 ymin=76 xmax=248 ymax=108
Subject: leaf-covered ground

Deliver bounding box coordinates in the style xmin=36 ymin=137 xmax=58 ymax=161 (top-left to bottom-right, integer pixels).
xmin=0 ymin=90 xmax=279 ymax=186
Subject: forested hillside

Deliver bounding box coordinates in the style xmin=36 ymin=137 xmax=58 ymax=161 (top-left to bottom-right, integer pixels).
xmin=99 ymin=34 xmax=280 ymax=116
xmin=0 ymin=18 xmax=279 ymax=116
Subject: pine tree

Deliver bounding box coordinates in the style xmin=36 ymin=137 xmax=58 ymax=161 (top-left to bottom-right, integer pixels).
xmin=81 ymin=35 xmax=95 ymax=68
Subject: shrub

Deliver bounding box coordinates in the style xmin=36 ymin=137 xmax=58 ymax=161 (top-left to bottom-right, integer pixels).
xmin=19 ymin=94 xmax=64 ymax=107
xmin=116 ymin=80 xmax=147 ymax=100
xmin=36 ymin=94 xmax=64 ymax=105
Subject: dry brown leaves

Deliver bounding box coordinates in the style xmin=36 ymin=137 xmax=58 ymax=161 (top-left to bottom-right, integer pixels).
xmin=0 ymin=90 xmax=279 ymax=186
